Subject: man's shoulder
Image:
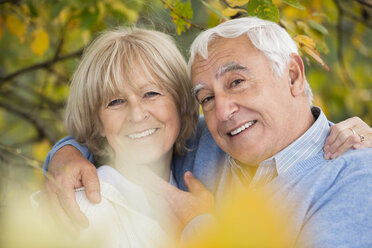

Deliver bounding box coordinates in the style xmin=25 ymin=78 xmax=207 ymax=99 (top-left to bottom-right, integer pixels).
xmin=307 ymin=148 xmax=372 ymax=191
xmin=334 ymin=147 xmax=372 ymax=172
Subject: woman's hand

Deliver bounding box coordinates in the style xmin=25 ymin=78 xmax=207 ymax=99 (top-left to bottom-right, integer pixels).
xmin=324 ymin=117 xmax=372 ymax=159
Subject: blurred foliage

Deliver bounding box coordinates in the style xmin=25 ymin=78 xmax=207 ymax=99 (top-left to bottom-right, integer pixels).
xmin=0 ymin=0 xmax=372 ymax=245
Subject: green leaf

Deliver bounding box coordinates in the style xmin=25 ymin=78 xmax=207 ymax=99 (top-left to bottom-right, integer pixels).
xmin=79 ymin=7 xmax=99 ymax=30
xmin=168 ymin=0 xmax=193 ymax=34
xmin=247 ymin=0 xmax=279 ymax=23
xmin=51 ymin=1 xmax=68 ymax=20
xmin=307 ymin=20 xmax=328 ymax=35
xmin=281 ymin=0 xmax=305 ymax=10
xmin=201 ymin=0 xmax=228 ymax=20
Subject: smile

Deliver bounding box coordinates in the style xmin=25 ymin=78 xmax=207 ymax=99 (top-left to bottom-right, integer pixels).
xmin=230 ymin=120 xmax=257 ymax=136
xmin=128 ymin=128 xmax=157 ymax=139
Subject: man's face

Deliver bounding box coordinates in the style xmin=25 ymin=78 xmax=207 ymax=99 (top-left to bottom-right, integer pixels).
xmin=191 ymin=36 xmax=297 ymax=166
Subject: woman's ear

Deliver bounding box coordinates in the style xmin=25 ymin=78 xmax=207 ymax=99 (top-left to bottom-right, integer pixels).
xmin=288 ymin=53 xmax=305 ymax=97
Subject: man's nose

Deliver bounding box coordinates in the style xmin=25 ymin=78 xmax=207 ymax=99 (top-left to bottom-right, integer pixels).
xmin=214 ymin=92 xmax=238 ymax=121
xmin=128 ymin=101 xmax=149 ymax=122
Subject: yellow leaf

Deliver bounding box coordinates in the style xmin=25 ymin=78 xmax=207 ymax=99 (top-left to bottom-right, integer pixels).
xmin=294 ymin=35 xmax=329 ymax=71
xmin=58 ymin=7 xmax=70 ymax=25
xmin=0 ymin=16 xmax=4 ymax=40
xmin=0 ymin=109 xmax=3 ymax=131
xmin=21 ymin=3 xmax=30 ymax=15
xmin=97 ymin=2 xmax=106 ymax=22
xmin=6 ymin=14 xmax=26 ymax=43
xmin=222 ymin=7 xmax=246 ymax=17
xmin=110 ymin=1 xmax=139 ymax=22
xmin=225 ymin=0 xmax=249 ymax=7
xmin=81 ymin=29 xmax=91 ymax=45
xmin=30 ymin=28 xmax=50 ymax=56
xmin=294 ymin=34 xmax=316 ymax=48
xmin=32 ymin=139 xmax=51 ymax=162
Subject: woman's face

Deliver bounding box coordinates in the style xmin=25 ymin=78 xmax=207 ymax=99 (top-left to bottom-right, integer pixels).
xmin=99 ymin=71 xmax=181 ymax=165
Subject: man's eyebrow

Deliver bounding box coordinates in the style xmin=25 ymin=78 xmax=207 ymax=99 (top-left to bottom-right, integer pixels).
xmin=191 ymin=83 xmax=205 ymax=99
xmin=216 ymin=62 xmax=247 ymax=79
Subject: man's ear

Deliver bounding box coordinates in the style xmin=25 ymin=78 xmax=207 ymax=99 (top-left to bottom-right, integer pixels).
xmin=288 ymin=53 xmax=305 ymax=97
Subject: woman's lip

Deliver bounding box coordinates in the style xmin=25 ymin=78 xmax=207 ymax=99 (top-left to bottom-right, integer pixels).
xmin=127 ymin=128 xmax=157 ymax=139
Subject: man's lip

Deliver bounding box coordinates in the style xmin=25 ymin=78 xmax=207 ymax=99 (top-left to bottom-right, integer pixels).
xmin=227 ymin=120 xmax=257 ymax=136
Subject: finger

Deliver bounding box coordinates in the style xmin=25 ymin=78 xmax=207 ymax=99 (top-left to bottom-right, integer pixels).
xmin=324 ymin=117 xmax=362 ymax=150
xmin=324 ymin=125 xmax=342 ymax=151
xmin=329 ymin=134 xmax=360 ymax=159
xmin=324 ymin=128 xmax=354 ymax=159
xmin=81 ymin=165 xmax=101 ymax=204
xmin=41 ymin=185 xmax=80 ymax=238
xmin=353 ymin=133 xmax=371 ymax=149
xmin=184 ymin=171 xmax=208 ymax=196
xmin=55 ymin=176 xmax=90 ymax=228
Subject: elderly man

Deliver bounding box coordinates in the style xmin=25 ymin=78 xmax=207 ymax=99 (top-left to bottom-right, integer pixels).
xmin=180 ymin=17 xmax=372 ymax=247
xmin=43 ymin=18 xmax=372 ymax=246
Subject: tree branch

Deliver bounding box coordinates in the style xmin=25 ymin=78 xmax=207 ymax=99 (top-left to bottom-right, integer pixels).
xmin=334 ymin=0 xmax=357 ymax=88
xmin=0 ymin=101 xmax=58 ymax=143
xmin=355 ymin=0 xmax=372 ymax=9
xmin=0 ymin=49 xmax=83 ymax=86
xmin=159 ymin=0 xmax=206 ymax=31
xmin=0 ymin=0 xmax=19 ymax=4
xmin=0 ymin=143 xmax=43 ymax=169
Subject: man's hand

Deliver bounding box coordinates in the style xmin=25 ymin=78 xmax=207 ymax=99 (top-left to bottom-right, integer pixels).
xmin=41 ymin=145 xmax=100 ymax=236
xmin=324 ymin=117 xmax=372 ymax=159
xmin=163 ymin=171 xmax=215 ymax=229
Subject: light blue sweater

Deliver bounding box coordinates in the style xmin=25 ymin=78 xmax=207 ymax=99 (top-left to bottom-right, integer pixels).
xmin=264 ymin=148 xmax=372 ymax=247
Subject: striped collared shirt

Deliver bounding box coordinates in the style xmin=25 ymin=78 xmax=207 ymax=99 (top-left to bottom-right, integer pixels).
xmin=230 ymin=107 xmax=330 ymax=190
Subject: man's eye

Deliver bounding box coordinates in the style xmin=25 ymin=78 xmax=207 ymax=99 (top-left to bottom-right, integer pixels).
xmin=231 ymin=79 xmax=243 ymax=87
xmin=107 ymin=99 xmax=124 ymax=107
xmin=144 ymin=91 xmax=160 ymax=98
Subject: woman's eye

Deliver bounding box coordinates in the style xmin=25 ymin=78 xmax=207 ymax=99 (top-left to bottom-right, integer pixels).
xmin=107 ymin=99 xmax=124 ymax=107
xmin=231 ymin=79 xmax=243 ymax=87
xmin=144 ymin=91 xmax=160 ymax=98
xmin=200 ymin=95 xmax=214 ymax=105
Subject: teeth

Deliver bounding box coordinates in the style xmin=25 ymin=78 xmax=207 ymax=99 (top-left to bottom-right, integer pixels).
xmin=128 ymin=128 xmax=156 ymax=139
xmin=230 ymin=121 xmax=255 ymax=136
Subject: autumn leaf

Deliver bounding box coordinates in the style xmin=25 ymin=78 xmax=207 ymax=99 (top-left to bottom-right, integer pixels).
xmin=294 ymin=34 xmax=329 ymax=70
xmin=247 ymin=0 xmax=279 ymax=23
xmin=167 ymin=0 xmax=193 ymax=35
xmin=307 ymin=20 xmax=328 ymax=35
xmin=222 ymin=7 xmax=246 ymax=17
xmin=5 ymin=14 xmax=26 ymax=43
xmin=30 ymin=28 xmax=50 ymax=56
xmin=31 ymin=139 xmax=51 ymax=162
xmin=110 ymin=1 xmax=139 ymax=22
xmin=225 ymin=0 xmax=249 ymax=7
xmin=201 ymin=0 xmax=228 ymax=21
xmin=281 ymin=0 xmax=305 ymax=10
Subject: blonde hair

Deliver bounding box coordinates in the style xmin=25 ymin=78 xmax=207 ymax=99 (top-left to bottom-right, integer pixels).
xmin=65 ymin=27 xmax=199 ymax=158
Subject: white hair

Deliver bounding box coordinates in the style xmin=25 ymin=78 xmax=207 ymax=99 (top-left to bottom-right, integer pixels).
xmin=188 ymin=17 xmax=313 ymax=104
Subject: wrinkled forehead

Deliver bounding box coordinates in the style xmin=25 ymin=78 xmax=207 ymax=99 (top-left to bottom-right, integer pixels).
xmin=190 ymin=36 xmax=257 ymax=84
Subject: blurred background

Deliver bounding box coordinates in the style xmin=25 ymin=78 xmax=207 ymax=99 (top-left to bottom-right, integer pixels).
xmin=0 ymin=0 xmax=371 ymax=245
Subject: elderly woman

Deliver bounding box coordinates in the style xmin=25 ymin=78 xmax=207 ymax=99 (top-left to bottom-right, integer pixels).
xmin=61 ymin=27 xmax=198 ymax=246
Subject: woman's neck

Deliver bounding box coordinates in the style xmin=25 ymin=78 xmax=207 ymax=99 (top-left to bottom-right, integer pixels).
xmin=112 ymin=150 xmax=173 ymax=185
